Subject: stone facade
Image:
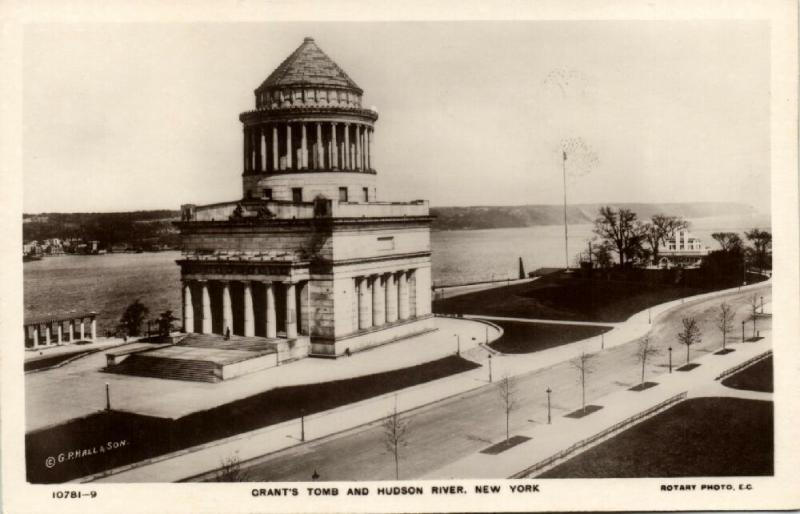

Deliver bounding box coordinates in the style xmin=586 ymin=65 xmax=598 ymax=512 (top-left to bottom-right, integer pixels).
xmin=176 ymin=37 xmax=434 ymax=357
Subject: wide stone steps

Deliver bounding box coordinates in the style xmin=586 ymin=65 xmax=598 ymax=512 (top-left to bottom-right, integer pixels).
xmin=111 ymin=354 xmax=219 ymax=383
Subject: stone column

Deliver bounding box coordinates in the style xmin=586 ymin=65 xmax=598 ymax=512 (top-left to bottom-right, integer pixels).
xmin=344 ymin=123 xmax=350 ymax=169
xmin=183 ymin=281 xmax=194 ymax=333
xmin=33 ymin=325 xmax=39 ymax=347
xmin=243 ymin=281 xmax=255 ymax=337
xmin=398 ymin=271 xmax=410 ymax=320
xmin=57 ymin=322 xmax=63 ymax=343
xmin=372 ymin=275 xmax=386 ymax=327
xmin=300 ymin=123 xmax=308 ymax=169
xmin=331 ymin=123 xmax=339 ymax=169
xmin=45 ymin=323 xmax=51 ymax=345
xmin=355 ymin=125 xmax=362 ymax=170
xmin=358 ymin=276 xmax=372 ymax=330
xmin=265 ymin=282 xmax=277 ymax=338
xmin=221 ymin=281 xmax=233 ymax=336
xmin=366 ymin=128 xmax=372 ymax=169
xmin=385 ymin=273 xmax=398 ymax=323
xmin=243 ymin=128 xmax=249 ymax=173
xmin=286 ymin=124 xmax=293 ymax=169
xmin=285 ymin=282 xmax=297 ymax=339
xmin=201 ymin=281 xmax=212 ymax=334
xmin=68 ymin=320 xmax=74 ymax=342
xmin=272 ymin=126 xmax=279 ymax=171
xmin=91 ymin=317 xmax=97 ymax=341
xmin=316 ymin=123 xmax=324 ymax=168
xmin=254 ymin=130 xmax=262 ymax=172
xmin=79 ymin=319 xmax=85 ymax=341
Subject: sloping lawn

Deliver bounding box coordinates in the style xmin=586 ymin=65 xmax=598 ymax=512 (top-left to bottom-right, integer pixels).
xmin=721 ymin=356 xmax=773 ymax=393
xmin=489 ymin=321 xmax=611 ymax=354
xmin=541 ymin=398 xmax=772 ymax=478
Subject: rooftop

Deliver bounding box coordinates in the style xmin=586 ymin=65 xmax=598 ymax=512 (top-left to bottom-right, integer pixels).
xmin=256 ymin=37 xmax=362 ymax=94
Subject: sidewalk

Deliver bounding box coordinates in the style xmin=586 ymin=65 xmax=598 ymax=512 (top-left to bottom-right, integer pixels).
xmin=424 ymin=329 xmax=772 ymax=479
xmin=84 ymin=280 xmax=770 ymax=483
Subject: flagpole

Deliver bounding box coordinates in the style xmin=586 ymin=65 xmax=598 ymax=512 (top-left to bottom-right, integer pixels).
xmin=562 ymin=150 xmax=569 ymax=270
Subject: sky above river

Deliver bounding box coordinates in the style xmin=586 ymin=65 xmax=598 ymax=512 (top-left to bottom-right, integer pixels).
xmin=23 ymin=20 xmax=770 ymax=213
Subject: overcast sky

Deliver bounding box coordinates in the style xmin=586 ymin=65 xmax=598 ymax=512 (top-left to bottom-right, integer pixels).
xmin=23 ymin=21 xmax=770 ymax=213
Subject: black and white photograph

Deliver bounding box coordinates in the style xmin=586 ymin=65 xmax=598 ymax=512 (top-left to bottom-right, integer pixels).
xmin=1 ymin=1 xmax=798 ymax=513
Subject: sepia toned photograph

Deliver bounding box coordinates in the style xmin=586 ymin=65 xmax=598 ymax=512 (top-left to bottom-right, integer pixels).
xmin=2 ymin=1 xmax=798 ymax=513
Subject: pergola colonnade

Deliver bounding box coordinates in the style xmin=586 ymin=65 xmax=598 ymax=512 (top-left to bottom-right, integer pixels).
xmin=243 ymin=120 xmax=373 ymax=174
xmin=24 ymin=312 xmax=97 ymax=349
xmin=182 ymin=278 xmax=304 ymax=340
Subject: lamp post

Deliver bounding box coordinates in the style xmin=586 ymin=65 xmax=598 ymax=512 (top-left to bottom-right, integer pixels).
xmin=485 ymin=325 xmax=489 ymax=345
xmin=488 ymin=354 xmax=493 ymax=383
xmin=760 ymin=296 xmax=764 ymax=314
xmin=668 ymin=347 xmax=672 ymax=374
xmin=648 ymin=308 xmax=651 ymax=324
xmin=741 ymin=320 xmax=746 ymax=342
xmin=546 ymin=387 xmax=552 ymax=424
xmin=105 ymin=383 xmax=111 ymax=411
xmin=300 ymin=408 xmax=305 ymax=442
xmin=601 ymin=332 xmax=604 ymax=350
xmin=454 ymin=334 xmax=460 ymax=356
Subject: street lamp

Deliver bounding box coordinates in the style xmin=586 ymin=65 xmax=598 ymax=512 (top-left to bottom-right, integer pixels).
xmin=546 ymin=387 xmax=552 ymax=424
xmin=105 ymin=383 xmax=111 ymax=411
xmin=760 ymin=296 xmax=764 ymax=314
xmin=648 ymin=308 xmax=651 ymax=324
xmin=741 ymin=320 xmax=746 ymax=342
xmin=668 ymin=347 xmax=672 ymax=374
xmin=300 ymin=408 xmax=306 ymax=442
xmin=601 ymin=332 xmax=604 ymax=350
xmin=488 ymin=354 xmax=493 ymax=383
xmin=454 ymin=334 xmax=460 ymax=355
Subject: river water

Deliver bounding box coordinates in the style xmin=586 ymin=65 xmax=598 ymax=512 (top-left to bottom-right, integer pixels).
xmin=23 ymin=213 xmax=769 ymax=333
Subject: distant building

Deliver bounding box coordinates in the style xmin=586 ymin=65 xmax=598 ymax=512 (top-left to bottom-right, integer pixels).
xmin=656 ymin=229 xmax=709 ymax=268
xmin=176 ymin=37 xmax=434 ymax=358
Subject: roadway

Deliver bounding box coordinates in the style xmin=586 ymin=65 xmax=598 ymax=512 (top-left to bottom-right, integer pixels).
xmin=200 ymin=283 xmax=771 ymax=482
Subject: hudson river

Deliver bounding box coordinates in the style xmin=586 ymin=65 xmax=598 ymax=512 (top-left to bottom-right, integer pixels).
xmin=23 ymin=214 xmax=768 ymax=333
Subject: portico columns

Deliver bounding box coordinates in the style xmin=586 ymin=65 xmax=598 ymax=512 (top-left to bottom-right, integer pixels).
xmin=372 ymin=275 xmax=386 ymax=326
xmin=57 ymin=322 xmax=63 ymax=343
xmin=385 ymin=273 xmax=398 ymax=323
xmin=201 ymin=281 xmax=212 ymax=334
xmin=358 ymin=277 xmax=373 ymax=330
xmin=355 ymin=125 xmax=362 ymax=170
xmin=366 ymin=128 xmax=372 ymax=169
xmin=32 ymin=326 xmax=39 ymax=347
xmin=398 ymin=271 xmax=410 ymax=320
xmin=68 ymin=320 xmax=74 ymax=342
xmin=265 ymin=282 xmax=277 ymax=338
xmin=316 ymin=123 xmax=324 ymax=169
xmin=183 ymin=281 xmax=194 ymax=333
xmin=222 ymin=281 xmax=233 ymax=336
xmin=91 ymin=317 xmax=97 ymax=341
xmin=243 ymin=281 xmax=255 ymax=337
xmin=80 ymin=320 xmax=85 ymax=341
xmin=285 ymin=282 xmax=297 ymax=339
xmin=45 ymin=324 xmax=51 ymax=345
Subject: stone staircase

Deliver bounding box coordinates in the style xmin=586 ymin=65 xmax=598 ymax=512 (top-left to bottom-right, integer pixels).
xmin=110 ymin=354 xmax=219 ymax=383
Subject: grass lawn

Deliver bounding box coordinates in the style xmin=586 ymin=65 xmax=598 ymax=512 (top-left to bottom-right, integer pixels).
xmin=434 ymin=269 xmax=764 ymax=322
xmin=721 ymin=356 xmax=773 ymax=393
xmin=24 ymin=350 xmax=96 ymax=372
xmin=540 ymin=398 xmax=773 ymax=478
xmin=26 ymin=355 xmax=479 ymax=483
xmin=489 ymin=321 xmax=611 ymax=354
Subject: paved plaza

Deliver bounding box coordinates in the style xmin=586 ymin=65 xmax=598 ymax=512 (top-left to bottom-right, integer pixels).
xmin=26 ymin=317 xmax=496 ymax=431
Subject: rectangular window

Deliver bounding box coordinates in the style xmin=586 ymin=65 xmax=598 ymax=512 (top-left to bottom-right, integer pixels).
xmin=292 ymin=188 xmax=302 ymax=203
xmin=262 ymin=188 xmax=272 ymax=200
xmin=338 ymin=187 xmax=348 ymax=202
xmin=377 ymin=236 xmax=395 ymax=251
xmin=363 ymin=187 xmax=369 ymax=202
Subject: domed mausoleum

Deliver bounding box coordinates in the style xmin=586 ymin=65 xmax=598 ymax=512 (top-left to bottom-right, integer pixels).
xmin=177 ymin=37 xmax=434 ymax=360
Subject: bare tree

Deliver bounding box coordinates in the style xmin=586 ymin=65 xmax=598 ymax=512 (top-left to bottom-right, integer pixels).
xmin=748 ymin=294 xmax=760 ymax=338
xmin=496 ymin=375 xmax=517 ymax=442
xmin=711 ymin=232 xmax=744 ymax=253
xmin=642 ymin=214 xmax=689 ymax=265
xmin=570 ymin=351 xmax=596 ymax=413
xmin=215 ymin=454 xmax=249 ymax=482
xmin=382 ymin=398 xmax=409 ymax=480
xmin=715 ymin=302 xmax=735 ymax=350
xmin=592 ymin=206 xmax=645 ymax=268
xmin=635 ymin=337 xmax=659 ymax=385
xmin=677 ymin=317 xmax=702 ymax=364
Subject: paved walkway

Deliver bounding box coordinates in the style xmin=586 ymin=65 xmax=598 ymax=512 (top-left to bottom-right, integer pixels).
xmin=28 ymin=317 xmax=497 ymax=431
xmin=464 ymin=315 xmax=618 ymax=328
xmin=81 ymin=280 xmax=770 ymax=483
xmin=24 ymin=337 xmax=132 ymax=362
xmin=425 ymin=327 xmax=772 ymax=479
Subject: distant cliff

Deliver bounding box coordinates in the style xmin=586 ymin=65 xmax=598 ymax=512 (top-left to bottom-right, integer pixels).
xmin=429 ymin=202 xmax=761 ymax=231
